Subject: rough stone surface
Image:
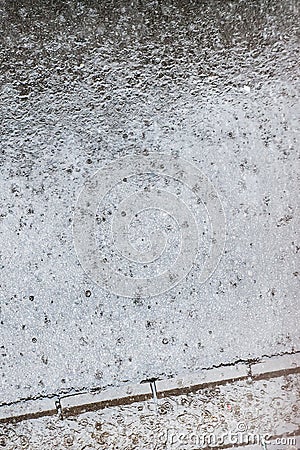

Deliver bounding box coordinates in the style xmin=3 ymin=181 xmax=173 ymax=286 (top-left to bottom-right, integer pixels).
xmin=0 ymin=0 xmax=299 ymax=404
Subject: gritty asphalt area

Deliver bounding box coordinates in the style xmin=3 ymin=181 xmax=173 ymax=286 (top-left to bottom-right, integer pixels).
xmin=0 ymin=0 xmax=299 ymax=408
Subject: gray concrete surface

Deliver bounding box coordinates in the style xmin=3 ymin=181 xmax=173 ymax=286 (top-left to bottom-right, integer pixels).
xmin=0 ymin=0 xmax=299 ymax=406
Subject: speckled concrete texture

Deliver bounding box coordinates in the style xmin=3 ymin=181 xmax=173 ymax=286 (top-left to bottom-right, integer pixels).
xmin=0 ymin=0 xmax=299 ymax=404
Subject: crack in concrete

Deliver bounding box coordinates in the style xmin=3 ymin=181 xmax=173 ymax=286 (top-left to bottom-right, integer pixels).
xmin=170 ymin=349 xmax=300 ymax=376
xmin=0 ymin=349 xmax=299 ymax=421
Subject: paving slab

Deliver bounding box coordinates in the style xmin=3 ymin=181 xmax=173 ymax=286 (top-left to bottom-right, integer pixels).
xmin=60 ymin=382 xmax=152 ymax=416
xmin=251 ymin=353 xmax=300 ymax=378
xmin=156 ymin=363 xmax=249 ymax=397
xmin=0 ymin=0 xmax=299 ymax=406
xmin=0 ymin=397 xmax=57 ymax=423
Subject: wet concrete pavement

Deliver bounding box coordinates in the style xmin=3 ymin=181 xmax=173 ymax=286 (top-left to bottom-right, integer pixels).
xmin=0 ymin=0 xmax=299 ymax=413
